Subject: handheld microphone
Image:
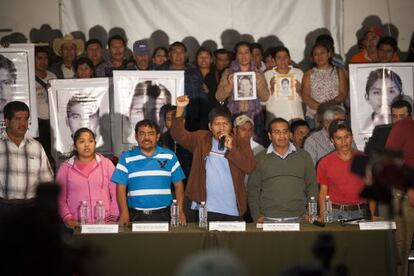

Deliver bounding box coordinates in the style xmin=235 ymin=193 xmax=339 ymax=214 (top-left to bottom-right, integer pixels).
xmin=218 ymin=136 xmax=226 ymax=151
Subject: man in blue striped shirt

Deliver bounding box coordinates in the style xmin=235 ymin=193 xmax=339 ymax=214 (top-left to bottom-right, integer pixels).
xmin=112 ymin=119 xmax=186 ymax=225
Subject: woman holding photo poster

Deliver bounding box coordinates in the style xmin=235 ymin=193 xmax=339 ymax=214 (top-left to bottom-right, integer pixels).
xmin=302 ymin=42 xmax=348 ymax=129
xmin=216 ymin=41 xmax=269 ymax=143
xmin=264 ymin=46 xmax=304 ymax=124
xmin=56 ymin=128 xmax=119 ymax=228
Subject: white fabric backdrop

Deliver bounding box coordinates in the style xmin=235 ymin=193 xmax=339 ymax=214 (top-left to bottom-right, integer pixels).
xmin=62 ymin=0 xmax=343 ymax=63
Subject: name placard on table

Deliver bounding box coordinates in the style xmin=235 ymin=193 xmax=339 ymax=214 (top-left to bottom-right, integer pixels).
xmin=132 ymin=222 xmax=169 ymax=232
xmin=209 ymin=221 xmax=246 ymax=232
xmin=359 ymin=221 xmax=396 ymax=230
xmin=262 ymin=223 xmax=300 ymax=231
xmin=81 ymin=224 xmax=119 ymax=233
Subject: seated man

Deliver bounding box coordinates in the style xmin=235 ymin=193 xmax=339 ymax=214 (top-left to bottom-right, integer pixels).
xmin=171 ymin=96 xmax=255 ymax=221
xmin=317 ymin=120 xmax=375 ymax=221
xmin=0 ymin=101 xmax=54 ymax=210
xmin=233 ymin=114 xmax=264 ymax=155
xmin=289 ymin=118 xmax=310 ymax=149
xmin=248 ymin=118 xmax=317 ymax=223
xmin=112 ymin=119 xmax=186 ymax=225
xmin=304 ymin=105 xmax=347 ymax=166
xmin=365 ymin=98 xmax=412 ymax=156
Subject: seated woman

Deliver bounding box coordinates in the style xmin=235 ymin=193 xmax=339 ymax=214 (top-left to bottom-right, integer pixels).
xmin=56 ymin=127 xmax=119 ymax=228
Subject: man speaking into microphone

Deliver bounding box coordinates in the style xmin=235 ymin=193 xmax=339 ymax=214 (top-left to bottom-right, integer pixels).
xmin=171 ymin=95 xmax=256 ymax=222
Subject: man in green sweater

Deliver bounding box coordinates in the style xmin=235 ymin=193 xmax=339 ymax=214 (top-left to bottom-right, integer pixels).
xmin=247 ymin=117 xmax=318 ymax=223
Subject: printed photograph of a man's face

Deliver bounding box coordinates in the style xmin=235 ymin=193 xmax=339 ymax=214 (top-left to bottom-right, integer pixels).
xmin=124 ymin=80 xmax=171 ymax=143
xmin=66 ymin=94 xmax=99 ymax=137
xmin=0 ymin=54 xmax=17 ymax=120
xmin=237 ymin=75 xmax=253 ymax=98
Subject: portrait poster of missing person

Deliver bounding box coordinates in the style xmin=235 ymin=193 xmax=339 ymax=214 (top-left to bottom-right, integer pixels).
xmin=48 ymin=78 xmax=111 ymax=164
xmin=112 ymin=70 xmax=184 ymax=155
xmin=0 ymin=44 xmax=38 ymax=136
xmin=349 ymin=63 xmax=414 ymax=150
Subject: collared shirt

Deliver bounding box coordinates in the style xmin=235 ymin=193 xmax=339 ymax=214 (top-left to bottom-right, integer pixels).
xmin=303 ymin=128 xmax=333 ymax=166
xmin=0 ymin=132 xmax=54 ymax=199
xmin=111 ymin=145 xmax=185 ymax=209
xmin=192 ymin=138 xmax=238 ymax=216
xmin=266 ymin=142 xmax=297 ymax=160
xmin=60 ymin=64 xmax=75 ymax=79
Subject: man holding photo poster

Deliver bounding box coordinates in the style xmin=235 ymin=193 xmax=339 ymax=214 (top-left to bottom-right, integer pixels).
xmin=171 ymin=95 xmax=255 ymax=222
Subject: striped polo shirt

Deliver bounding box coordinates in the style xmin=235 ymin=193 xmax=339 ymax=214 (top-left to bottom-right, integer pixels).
xmin=111 ymin=145 xmax=185 ymax=209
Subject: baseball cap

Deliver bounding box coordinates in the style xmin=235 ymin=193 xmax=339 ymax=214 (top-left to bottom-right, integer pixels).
xmin=234 ymin=114 xmax=254 ymax=127
xmin=133 ymin=40 xmax=150 ymax=55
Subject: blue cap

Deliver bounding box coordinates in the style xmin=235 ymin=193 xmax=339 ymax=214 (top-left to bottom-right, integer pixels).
xmin=133 ymin=40 xmax=150 ymax=55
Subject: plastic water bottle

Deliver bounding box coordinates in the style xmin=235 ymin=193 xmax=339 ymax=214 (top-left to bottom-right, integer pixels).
xmin=79 ymin=201 xmax=89 ymax=225
xmin=324 ymin=195 xmax=333 ymax=223
xmin=308 ymin=196 xmax=318 ymax=223
xmin=170 ymin=199 xmax=179 ymax=227
xmin=199 ymin=201 xmax=208 ymax=228
xmin=95 ymin=200 xmax=105 ymax=224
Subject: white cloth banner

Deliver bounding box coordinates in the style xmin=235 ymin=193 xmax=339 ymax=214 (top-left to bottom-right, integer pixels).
xmin=112 ymin=70 xmax=184 ymax=156
xmin=48 ymin=78 xmax=112 ymax=163
xmin=62 ymin=0 xmax=344 ymax=62
xmin=349 ymin=63 xmax=414 ymax=150
xmin=0 ymin=44 xmax=38 ymax=136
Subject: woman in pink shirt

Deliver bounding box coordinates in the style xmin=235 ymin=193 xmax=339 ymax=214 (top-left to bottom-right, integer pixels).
xmin=56 ymin=127 xmax=119 ymax=228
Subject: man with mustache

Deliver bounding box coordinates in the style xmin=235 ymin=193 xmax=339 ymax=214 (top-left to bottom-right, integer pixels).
xmin=0 ymin=101 xmax=53 ymax=210
xmin=112 ymin=119 xmax=186 ymax=225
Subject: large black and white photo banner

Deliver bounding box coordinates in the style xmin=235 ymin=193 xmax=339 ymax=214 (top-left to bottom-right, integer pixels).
xmin=113 ymin=70 xmax=184 ymax=154
xmin=349 ymin=63 xmax=414 ymax=150
xmin=48 ymin=78 xmax=111 ymax=163
xmin=0 ymin=44 xmax=37 ymax=135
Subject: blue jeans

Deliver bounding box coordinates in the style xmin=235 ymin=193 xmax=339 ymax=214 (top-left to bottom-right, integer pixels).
xmin=332 ymin=208 xmax=368 ymax=222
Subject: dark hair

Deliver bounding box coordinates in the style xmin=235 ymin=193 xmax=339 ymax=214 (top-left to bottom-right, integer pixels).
xmin=135 ymin=119 xmax=160 ymax=134
xmin=86 ymin=38 xmax=103 ymax=49
xmin=289 ymin=119 xmax=309 ymax=133
xmin=365 ymin=68 xmax=402 ymax=99
xmin=234 ymin=41 xmax=251 ymax=53
xmin=281 ymin=78 xmax=289 ymax=84
xmin=169 ymin=41 xmax=187 ymax=53
xmin=160 ymin=104 xmax=177 ymax=121
xmin=267 ymin=117 xmax=289 ymax=133
xmin=108 ymin=35 xmax=126 ymax=48
xmin=35 ymin=46 xmax=50 ymax=56
xmin=214 ymin=48 xmax=230 ymax=58
xmin=4 ymin=101 xmax=30 ymax=120
xmin=376 ymin=36 xmax=398 ymax=52
xmin=238 ymin=75 xmax=253 ymax=90
xmin=196 ymin=47 xmax=213 ymax=59
xmin=273 ymin=45 xmax=290 ymax=59
xmin=73 ymin=127 xmax=96 ymax=144
xmin=71 ymin=127 xmax=96 ymax=158
xmin=250 ymin=43 xmax=263 ymax=55
xmin=264 ymin=47 xmax=277 ymax=59
xmin=208 ymin=106 xmax=232 ymax=124
xmin=75 ymin=57 xmax=94 ymax=73
xmin=391 ymin=98 xmax=412 ymax=115
xmin=311 ymin=42 xmax=332 ymax=65
xmin=328 ymin=119 xmax=352 ymax=139
xmin=315 ymin=34 xmax=335 ymax=53
xmin=0 ymin=54 xmax=17 ymax=82
xmin=152 ymin=47 xmax=168 ymax=59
